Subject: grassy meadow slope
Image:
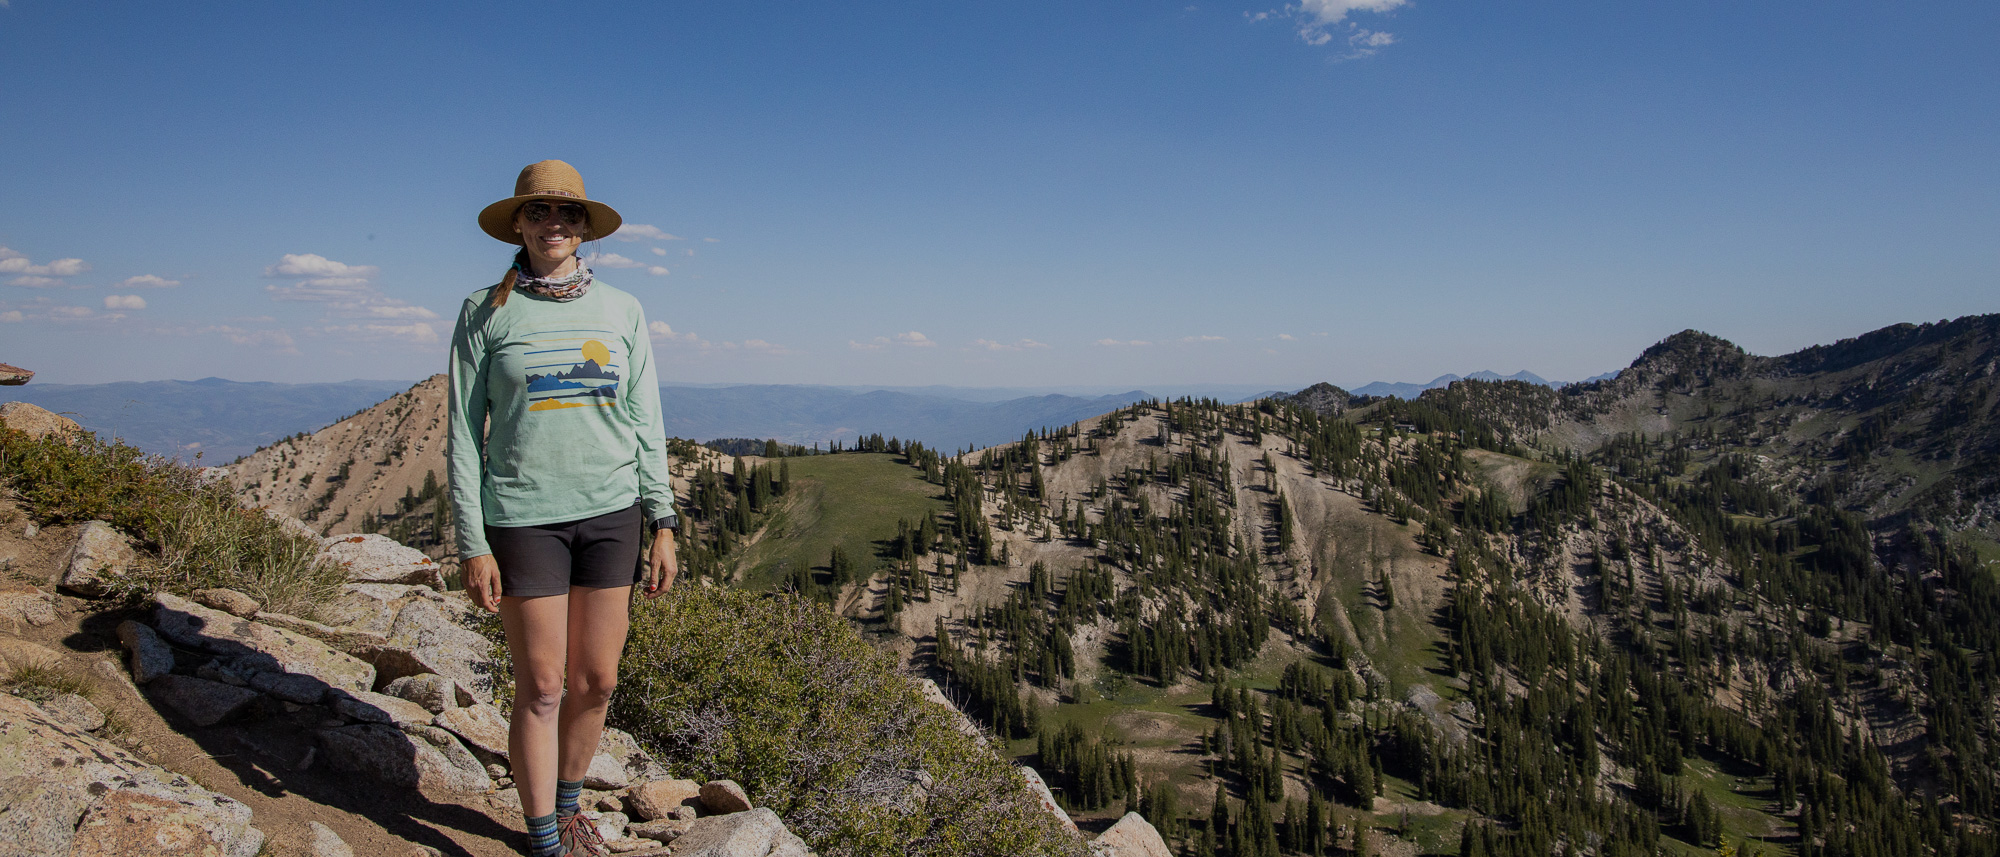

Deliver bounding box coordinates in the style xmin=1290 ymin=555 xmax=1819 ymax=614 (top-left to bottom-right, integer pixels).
xmin=729 ymin=452 xmax=950 ymax=595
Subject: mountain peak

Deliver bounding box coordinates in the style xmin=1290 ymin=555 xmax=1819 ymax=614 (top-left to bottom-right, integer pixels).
xmin=1282 ymin=381 xmax=1360 ymax=415
xmin=1624 ymin=330 xmax=1753 ymax=386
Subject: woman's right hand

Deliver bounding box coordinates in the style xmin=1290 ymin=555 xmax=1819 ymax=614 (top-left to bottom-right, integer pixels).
xmin=462 ymin=554 xmax=502 ymax=612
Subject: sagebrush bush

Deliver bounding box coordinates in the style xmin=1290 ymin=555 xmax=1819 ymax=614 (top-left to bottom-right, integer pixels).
xmin=0 ymin=424 xmax=342 ymax=617
xmin=613 ymin=586 xmax=1087 ymax=857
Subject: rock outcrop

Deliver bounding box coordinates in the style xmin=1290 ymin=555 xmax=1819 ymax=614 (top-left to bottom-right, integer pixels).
xmin=1019 ymin=766 xmax=1076 ymax=831
xmin=153 ymin=592 xmax=377 ymax=698
xmin=365 ymin=596 xmax=498 ymax=703
xmin=0 ymin=692 xmax=265 ymax=857
xmin=0 ymin=401 xmax=75 ymax=438
xmin=57 ymin=521 xmax=137 ymax=597
xmin=1088 ymin=812 xmax=1172 ymax=857
xmin=316 ymin=533 xmax=447 ymax=589
xmin=0 ymin=363 xmax=30 ymax=386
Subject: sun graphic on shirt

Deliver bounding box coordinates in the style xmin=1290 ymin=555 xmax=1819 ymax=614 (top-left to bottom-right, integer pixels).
xmin=580 ymin=339 xmax=611 ymax=367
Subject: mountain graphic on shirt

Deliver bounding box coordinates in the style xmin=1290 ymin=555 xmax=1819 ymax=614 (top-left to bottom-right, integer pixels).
xmin=526 ymin=338 xmax=621 ymax=411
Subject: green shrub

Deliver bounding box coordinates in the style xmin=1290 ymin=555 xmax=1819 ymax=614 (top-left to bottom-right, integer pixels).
xmin=614 ymin=586 xmax=1086 ymax=857
xmin=0 ymin=425 xmax=342 ymax=617
xmin=150 ymin=494 xmax=346 ymax=617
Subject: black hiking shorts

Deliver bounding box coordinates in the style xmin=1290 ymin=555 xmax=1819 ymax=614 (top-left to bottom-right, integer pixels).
xmin=485 ymin=502 xmax=645 ymax=598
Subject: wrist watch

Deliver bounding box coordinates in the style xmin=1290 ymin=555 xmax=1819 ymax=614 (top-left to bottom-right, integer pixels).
xmin=652 ymin=514 xmax=678 ymax=533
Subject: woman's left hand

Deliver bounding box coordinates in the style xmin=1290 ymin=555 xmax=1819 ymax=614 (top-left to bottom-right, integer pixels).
xmin=643 ymin=528 xmax=679 ymax=598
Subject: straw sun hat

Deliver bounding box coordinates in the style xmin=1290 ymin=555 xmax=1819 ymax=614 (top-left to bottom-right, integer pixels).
xmin=477 ymin=160 xmax=623 ymax=245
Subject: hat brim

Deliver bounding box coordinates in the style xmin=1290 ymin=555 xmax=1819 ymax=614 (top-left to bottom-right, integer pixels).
xmin=478 ymin=194 xmax=623 ymax=245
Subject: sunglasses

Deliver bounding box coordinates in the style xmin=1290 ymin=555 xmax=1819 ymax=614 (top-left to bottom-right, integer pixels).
xmin=520 ymin=201 xmax=589 ymax=226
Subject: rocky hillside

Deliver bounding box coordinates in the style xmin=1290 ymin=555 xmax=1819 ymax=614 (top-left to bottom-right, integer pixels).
xmin=1418 ymin=314 xmax=2000 ymax=532
xmin=186 ymin=313 xmax=2000 ymax=855
xmin=225 ymin=375 xmax=452 ymax=543
xmin=664 ymin=316 xmax=2000 ymax=856
xmin=0 ymin=403 xmax=1164 ymax=857
xmin=222 ymin=375 xmax=735 ymax=558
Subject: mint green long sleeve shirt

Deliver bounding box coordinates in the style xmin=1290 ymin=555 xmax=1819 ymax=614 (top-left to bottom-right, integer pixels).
xmin=446 ymin=281 xmax=675 ymax=559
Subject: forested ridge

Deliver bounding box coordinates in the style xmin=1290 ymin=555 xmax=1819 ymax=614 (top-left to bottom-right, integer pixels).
xmin=674 ymin=314 xmax=2000 ymax=857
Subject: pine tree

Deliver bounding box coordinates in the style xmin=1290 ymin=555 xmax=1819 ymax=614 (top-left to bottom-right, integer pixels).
xmin=1210 ymin=785 xmax=1231 ymax=853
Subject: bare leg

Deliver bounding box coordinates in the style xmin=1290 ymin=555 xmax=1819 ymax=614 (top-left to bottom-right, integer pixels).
xmin=500 ymin=593 xmax=571 ymax=818
xmin=556 ymin=584 xmax=633 ymax=781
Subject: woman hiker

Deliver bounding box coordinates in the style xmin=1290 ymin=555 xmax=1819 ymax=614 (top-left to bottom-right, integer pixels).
xmin=447 ymin=159 xmax=679 ymax=857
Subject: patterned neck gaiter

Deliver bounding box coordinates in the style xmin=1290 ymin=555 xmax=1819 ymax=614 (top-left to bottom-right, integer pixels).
xmin=511 ymin=251 xmax=594 ymax=301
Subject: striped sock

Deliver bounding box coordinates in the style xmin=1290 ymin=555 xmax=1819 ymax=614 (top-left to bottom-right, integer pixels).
xmin=525 ymin=812 xmax=561 ymax=857
xmin=555 ymin=778 xmax=584 ymax=817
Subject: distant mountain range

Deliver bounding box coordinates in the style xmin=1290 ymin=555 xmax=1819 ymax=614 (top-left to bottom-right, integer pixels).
xmin=2 ymin=371 xmax=1621 ymax=462
xmin=656 ymin=385 xmax=1154 ymax=451
xmin=0 ymin=378 xmax=413 ymax=464
xmin=1344 ymin=369 xmax=1618 ymax=400
xmin=0 ymin=378 xmax=1168 ymax=460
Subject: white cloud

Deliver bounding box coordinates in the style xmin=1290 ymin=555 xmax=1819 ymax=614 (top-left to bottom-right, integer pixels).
xmin=120 ymin=274 xmax=181 ymax=289
xmin=649 ymin=320 xmax=701 ymax=343
xmin=358 ymin=303 xmax=438 ymax=319
xmin=150 ymin=322 xmax=300 ymax=353
xmin=1255 ymin=0 xmax=1406 ymax=51
xmin=854 ymin=332 xmax=936 ymax=350
xmin=265 ymin=253 xmax=384 ymax=301
xmin=264 ymin=253 xmax=379 ymax=282
xmin=262 ymin=253 xmax=436 ymax=324
xmin=1095 ymin=339 xmax=1152 ymax=347
xmin=265 ymin=280 xmax=374 ymax=301
xmin=0 ymin=311 xmax=21 ymax=323
xmin=650 ymin=247 xmax=668 ymax=257
xmin=702 ymin=237 xmax=720 ymax=243
xmin=587 ymin=252 xmax=645 ymax=269
xmin=613 ymin=224 xmax=683 ymax=242
xmin=317 ymin=322 xmax=438 ymax=344
xmin=1277 ymin=333 xmax=1297 ymax=341
xmin=1296 ymin=0 xmax=1405 ymax=26
xmin=0 ymin=248 xmax=91 ymax=287
xmin=220 ymin=328 xmax=297 ymax=350
xmin=973 ymin=338 xmax=1053 ymax=351
xmin=1179 ymin=335 xmax=1227 ymax=343
xmin=646 ymin=266 xmax=671 ymax=277
xmin=653 ymin=322 xmax=793 ymax=355
xmin=104 ymin=295 xmax=146 ymax=310
xmin=0 ymin=256 xmax=90 ymax=277
xmin=49 ymin=306 xmax=95 ymax=318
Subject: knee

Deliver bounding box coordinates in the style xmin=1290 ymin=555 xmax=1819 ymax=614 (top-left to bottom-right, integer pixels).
xmin=568 ymin=670 xmax=617 ymax=705
xmin=515 ymin=675 xmax=565 ymax=718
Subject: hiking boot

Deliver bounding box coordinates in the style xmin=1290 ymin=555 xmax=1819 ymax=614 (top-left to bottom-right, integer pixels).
xmin=556 ymin=812 xmax=610 ymax=857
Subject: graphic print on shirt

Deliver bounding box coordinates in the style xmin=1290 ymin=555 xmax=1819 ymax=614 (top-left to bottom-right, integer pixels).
xmin=523 ymin=329 xmax=622 ymax=412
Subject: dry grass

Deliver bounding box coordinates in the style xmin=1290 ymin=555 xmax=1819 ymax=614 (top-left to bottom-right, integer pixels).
xmin=0 ymin=423 xmax=344 ymax=619
xmin=4 ymin=662 xmax=93 ymax=704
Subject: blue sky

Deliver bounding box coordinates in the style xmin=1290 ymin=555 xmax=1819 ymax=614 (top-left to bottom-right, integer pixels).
xmin=3 ymin=1 xmax=1995 ymax=389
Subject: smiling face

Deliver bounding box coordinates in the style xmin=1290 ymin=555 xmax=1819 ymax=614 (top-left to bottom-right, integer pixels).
xmin=512 ymin=199 xmax=590 ymax=276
